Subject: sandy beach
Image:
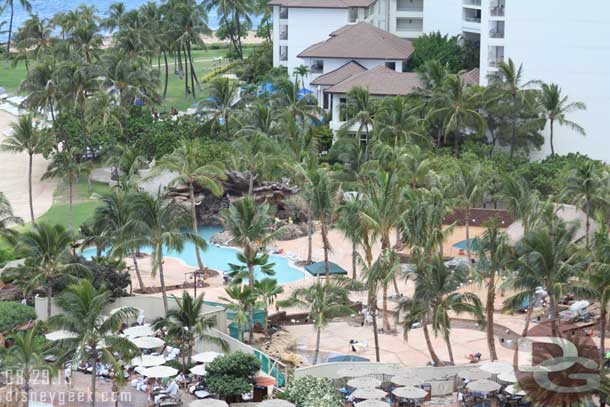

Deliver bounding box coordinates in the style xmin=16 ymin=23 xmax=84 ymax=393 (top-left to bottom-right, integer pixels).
xmin=0 ymin=110 xmax=56 ymax=222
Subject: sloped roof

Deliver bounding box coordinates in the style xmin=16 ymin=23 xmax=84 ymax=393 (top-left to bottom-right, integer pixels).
xmin=310 ymin=61 xmax=367 ymax=86
xmin=304 ymin=261 xmax=348 ymax=276
xmin=298 ymin=22 xmax=414 ymax=60
xmin=463 ymin=68 xmax=480 ymax=86
xmin=325 ymin=65 xmax=423 ymax=96
xmin=267 ymin=0 xmax=376 ymax=8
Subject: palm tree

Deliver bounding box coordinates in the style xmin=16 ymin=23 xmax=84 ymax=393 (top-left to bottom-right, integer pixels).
xmin=0 ymin=191 xmax=22 ymax=243
xmin=157 ymin=139 xmax=226 ymax=272
xmin=3 ymin=0 xmax=32 ymax=61
xmin=152 ymin=292 xmax=226 ymax=367
xmin=50 ymin=279 xmax=140 ymax=407
xmin=293 ymin=64 xmax=310 ymax=90
xmin=538 ymin=82 xmax=586 ymax=157
xmin=474 ymin=219 xmax=512 ymax=361
xmin=132 ymin=190 xmax=205 ymax=314
xmin=254 ymin=277 xmax=283 ymax=339
xmin=16 ymin=223 xmax=87 ymax=319
xmin=201 ymin=77 xmax=240 ymax=138
xmin=103 ymin=2 xmax=126 ymax=32
xmin=2 ymin=322 xmax=57 ymax=406
xmin=342 ymin=87 xmax=377 ymax=161
xmin=1 ymin=114 xmax=48 ymax=223
xmin=279 ymin=281 xmax=352 ymax=365
xmin=336 ymin=196 xmax=365 ymax=280
xmin=220 ymin=284 xmax=256 ymax=342
xmin=223 ymin=196 xmax=279 ymax=343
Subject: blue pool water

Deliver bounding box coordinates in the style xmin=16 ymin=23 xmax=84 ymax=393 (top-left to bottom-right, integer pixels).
xmin=82 ymin=226 xmax=305 ymax=285
xmin=452 ymin=238 xmax=480 ymax=250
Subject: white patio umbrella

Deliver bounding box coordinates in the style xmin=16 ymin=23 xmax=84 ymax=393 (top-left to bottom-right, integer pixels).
xmin=338 ymin=366 xmax=375 ymax=378
xmin=130 ymin=336 xmax=165 ymax=349
xmin=131 ymin=355 xmax=166 ymax=367
xmin=392 ymin=386 xmax=428 ymax=400
xmin=458 ymin=369 xmax=492 ymax=381
xmin=29 ymin=402 xmax=54 ymax=407
xmin=189 ymin=400 xmax=228 ymax=407
xmin=260 ymin=400 xmax=296 ymax=407
xmin=351 ymin=388 xmax=387 ymax=401
xmin=497 ymin=371 xmax=518 ymax=384
xmin=466 ymin=379 xmax=502 ymax=393
xmin=110 ymin=306 xmax=144 ymax=315
xmin=141 ymin=365 xmax=178 ymax=378
xmin=124 ymin=324 xmax=155 ymax=338
xmin=355 ymin=400 xmax=389 ymax=407
xmin=45 ymin=330 xmax=78 ymax=341
xmin=478 ymin=361 xmax=513 ymax=375
xmin=192 ymin=351 xmax=224 ymax=363
xmin=190 ymin=364 xmax=208 ymax=376
xmin=390 ymin=375 xmax=424 ymax=387
xmin=504 ymin=385 xmax=526 ymax=396
xmin=347 ymin=376 xmax=382 ymax=389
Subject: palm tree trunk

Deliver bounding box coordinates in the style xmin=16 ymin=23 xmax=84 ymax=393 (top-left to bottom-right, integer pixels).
xmin=600 ymin=308 xmax=607 ymax=366
xmin=422 ymin=319 xmax=441 ymax=366
xmin=91 ymin=360 xmax=97 ymax=407
xmin=131 ymin=252 xmax=145 ymax=292
xmin=47 ymin=285 xmax=53 ymax=320
xmin=6 ymin=4 xmax=14 ymax=61
xmin=23 ymin=377 xmax=30 ymax=407
xmin=158 ymin=249 xmax=169 ymax=314
xmin=351 ymin=240 xmax=357 ymax=280
xmin=248 ymin=263 xmax=255 ymax=344
xmin=313 ymin=325 xmax=321 ymax=365
xmin=585 ymin=206 xmax=591 ymax=248
xmin=465 ymin=207 xmax=471 ymax=261
xmin=522 ymin=295 xmax=535 ymax=337
xmin=549 ymin=293 xmax=560 ymax=337
xmin=162 ymin=50 xmax=169 ymax=99
xmin=183 ymin=46 xmax=189 ymax=98
xmin=510 ymin=104 xmax=517 ymax=160
xmin=486 ymin=274 xmax=498 ymax=360
xmin=382 ymin=285 xmax=391 ymax=332
xmin=187 ymin=43 xmax=196 ymax=98
xmin=445 ymin=333 xmax=455 ymax=365
xmin=248 ymin=172 xmax=254 ymax=195
xmin=321 ymin=222 xmax=330 ymax=282
xmin=68 ymin=176 xmax=74 ymax=233
xmin=264 ymin=307 xmax=269 ymax=338
xmin=549 ymin=119 xmax=555 ymax=158
xmin=371 ymin=303 xmax=380 ymax=362
xmin=28 ymin=153 xmax=35 ymax=224
xmin=189 ymin=181 xmax=205 ymax=272
xmin=307 ymin=208 xmax=313 ymax=264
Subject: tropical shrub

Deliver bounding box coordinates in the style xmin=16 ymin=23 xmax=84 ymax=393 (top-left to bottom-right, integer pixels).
xmin=284 ymin=376 xmax=343 ymax=407
xmin=409 ymin=31 xmax=465 ymax=72
xmin=237 ymin=43 xmax=274 ymax=84
xmin=206 ymin=352 xmax=261 ymax=398
xmin=0 ymin=302 xmax=36 ymax=333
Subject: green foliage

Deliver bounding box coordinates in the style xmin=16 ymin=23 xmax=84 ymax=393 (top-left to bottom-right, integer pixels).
xmin=70 ymin=256 xmax=131 ymax=298
xmin=284 ymin=376 xmax=343 ymax=407
xmin=237 ymin=43 xmax=274 ymax=84
xmin=200 ymin=61 xmax=242 ymax=84
xmin=410 ymin=32 xmax=465 ymax=72
xmin=205 ymin=352 xmax=261 ymax=398
xmin=0 ymin=302 xmax=36 ymax=333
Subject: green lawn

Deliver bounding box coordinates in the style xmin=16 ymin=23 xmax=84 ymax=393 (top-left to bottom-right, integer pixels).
xmin=36 ymin=201 xmax=102 ymax=230
xmin=0 ymin=62 xmax=27 ymax=94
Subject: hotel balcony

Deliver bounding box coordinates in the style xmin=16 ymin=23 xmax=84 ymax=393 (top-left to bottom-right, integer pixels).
xmin=490 ymin=0 xmax=505 ymax=17
xmin=397 ymin=0 xmax=423 ymax=12
xmin=463 ymin=0 xmax=481 ymax=8
xmin=489 ymin=21 xmax=504 ymax=39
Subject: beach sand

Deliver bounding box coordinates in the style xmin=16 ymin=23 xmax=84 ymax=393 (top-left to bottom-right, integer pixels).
xmin=0 ymin=110 xmax=56 ymax=222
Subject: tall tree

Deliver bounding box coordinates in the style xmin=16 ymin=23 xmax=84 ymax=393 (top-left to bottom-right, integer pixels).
xmin=202 ymin=77 xmax=240 ymax=138
xmin=220 ymin=284 xmax=256 ymax=342
xmin=254 ymin=277 xmax=283 ymax=339
xmin=342 ymin=87 xmax=378 ymax=161
xmin=3 ymin=0 xmax=32 ymax=61
xmin=0 ymin=191 xmax=22 ymax=243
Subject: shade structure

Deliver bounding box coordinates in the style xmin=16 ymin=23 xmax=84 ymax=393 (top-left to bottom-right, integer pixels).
xmin=45 ymin=330 xmax=78 ymax=341
xmin=141 ymin=365 xmax=178 ymax=378
xmin=392 ymin=386 xmax=428 ymax=400
xmin=355 ymin=401 xmax=389 ymax=407
xmin=192 ymin=351 xmax=224 ymax=363
xmin=130 ymin=336 xmax=164 ymax=349
xmin=260 ymin=400 xmax=296 ymax=407
xmin=189 ymin=400 xmax=228 ymax=407
xmin=466 ymin=379 xmax=502 ymax=393
xmin=304 ymin=261 xmax=348 ymax=277
xmin=351 ymin=388 xmax=388 ymax=401
xmin=458 ymin=369 xmax=492 ymax=381
xmin=131 ymin=355 xmax=166 ymax=367
xmin=347 ymin=377 xmax=382 ymax=389
xmin=478 ymin=361 xmax=513 ymax=375
xmin=110 ymin=306 xmax=144 ymax=315
xmin=190 ymin=364 xmax=208 ymax=376
xmin=124 ymin=324 xmax=155 ymax=338
xmin=328 ymin=354 xmax=370 ymax=363
xmin=504 ymin=385 xmax=526 ymax=396
xmin=390 ymin=376 xmax=424 ymax=387
xmin=497 ymin=371 xmax=518 ymax=384
xmin=337 ymin=366 xmax=373 ymax=378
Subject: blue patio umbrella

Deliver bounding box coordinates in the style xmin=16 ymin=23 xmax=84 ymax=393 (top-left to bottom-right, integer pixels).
xmin=258 ymin=81 xmax=276 ymax=96
xmin=296 ymin=87 xmax=313 ymax=100
xmin=134 ymin=98 xmax=145 ymax=107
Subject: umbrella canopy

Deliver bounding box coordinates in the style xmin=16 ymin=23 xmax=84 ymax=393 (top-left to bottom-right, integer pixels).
xmin=392 ymin=387 xmax=428 ymax=400
xmin=131 ymin=355 xmax=166 ymax=367
xmin=110 ymin=306 xmax=144 ymax=315
xmin=458 ymin=369 xmax=492 ymax=381
xmin=466 ymin=379 xmax=502 ymax=393
xmin=347 ymin=377 xmax=382 ymax=389
xmin=497 ymin=371 xmax=518 ymax=384
xmin=260 ymin=400 xmax=296 ymax=407
xmin=190 ymin=364 xmax=208 ymax=376
xmin=504 ymin=385 xmax=526 ymax=396
xmin=304 ymin=261 xmax=348 ymax=277
xmin=355 ymin=401 xmax=389 ymax=407
xmin=328 ymin=354 xmax=370 ymax=363
xmin=29 ymin=402 xmax=54 ymax=407
xmin=45 ymin=330 xmax=78 ymax=341
xmin=189 ymin=400 xmax=229 ymax=407
xmin=337 ymin=366 xmax=373 ymax=378
xmin=141 ymin=365 xmax=178 ymax=378
xmin=192 ymin=351 xmax=224 ymax=363
xmin=478 ymin=361 xmax=513 ymax=375
xmin=130 ymin=336 xmax=165 ymax=349
xmin=124 ymin=324 xmax=155 ymax=338
xmin=390 ymin=376 xmax=424 ymax=387
xmin=351 ymin=388 xmax=387 ymax=400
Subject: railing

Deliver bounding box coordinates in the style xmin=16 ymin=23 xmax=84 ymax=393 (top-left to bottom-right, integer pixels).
xmin=490 ymin=1 xmax=505 ymax=16
xmin=463 ymin=16 xmax=481 ymax=23
xmin=488 ymin=57 xmax=504 ymax=67
xmin=489 ymin=30 xmax=504 ymax=38
xmin=396 ymin=0 xmax=423 ymax=12
xmin=463 ymin=0 xmax=481 ymax=6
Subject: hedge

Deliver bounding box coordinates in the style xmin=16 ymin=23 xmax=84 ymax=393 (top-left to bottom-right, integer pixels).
xmin=0 ymin=301 xmax=36 ymax=333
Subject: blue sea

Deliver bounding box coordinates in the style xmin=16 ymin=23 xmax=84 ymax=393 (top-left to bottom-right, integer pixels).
xmin=0 ymin=0 xmax=260 ymax=42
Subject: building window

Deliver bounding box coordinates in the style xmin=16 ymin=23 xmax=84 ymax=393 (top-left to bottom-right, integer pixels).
xmin=279 ymin=6 xmax=288 ymax=19
xmin=348 ymin=7 xmax=358 ymax=23
xmin=311 ymin=59 xmax=324 ymax=74
xmin=385 ymin=62 xmax=396 ymax=70
xmin=279 ymin=46 xmax=288 ymax=61
xmin=323 ymin=92 xmax=330 ymax=110
xmin=280 ymin=24 xmax=288 ymax=40
xmin=339 ymin=97 xmax=348 ymax=121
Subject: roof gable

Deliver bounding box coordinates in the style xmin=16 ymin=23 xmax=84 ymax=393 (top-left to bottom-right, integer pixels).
xmin=310 ymin=60 xmax=367 ymax=86
xmin=325 ymin=65 xmax=423 ymax=96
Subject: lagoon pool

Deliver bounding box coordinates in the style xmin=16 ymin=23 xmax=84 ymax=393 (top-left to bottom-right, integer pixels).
xmin=82 ymin=226 xmax=305 ymax=285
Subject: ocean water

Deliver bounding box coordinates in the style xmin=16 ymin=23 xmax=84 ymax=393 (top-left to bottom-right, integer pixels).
xmin=0 ymin=0 xmax=260 ymax=42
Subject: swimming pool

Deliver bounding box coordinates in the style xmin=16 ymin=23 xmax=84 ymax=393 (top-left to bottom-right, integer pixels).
xmin=452 ymin=238 xmax=480 ymax=250
xmin=82 ymin=226 xmax=305 ymax=285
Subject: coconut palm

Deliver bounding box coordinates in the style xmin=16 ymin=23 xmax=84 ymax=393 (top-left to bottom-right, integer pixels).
xmin=538 ymin=83 xmax=586 ymax=157
xmin=279 ymin=281 xmax=352 ymax=365
xmin=152 ymin=291 xmax=226 ymax=367
xmin=1 ymin=114 xmax=48 ymax=223
xmin=254 ymin=277 xmax=283 ymax=339
xmin=1 ymin=322 xmax=57 ymax=406
xmin=0 ymin=191 xmax=22 ymax=243
xmin=293 ymin=64 xmax=310 ymax=90
xmin=49 ymin=279 xmax=140 ymax=407
xmin=342 ymin=87 xmax=378 ymax=161
xmin=336 ymin=196 xmax=365 ymax=280
xmin=2 ymin=0 xmax=32 ymax=60
xmin=157 ymin=139 xmax=226 ymax=272
xmin=201 ymin=77 xmax=240 ymax=138
xmin=16 ymin=223 xmax=88 ymax=319
xmin=131 ymin=190 xmax=206 ymax=314
xmin=19 ymin=55 xmax=60 ymax=124
xmin=220 ymin=284 xmax=256 ymax=342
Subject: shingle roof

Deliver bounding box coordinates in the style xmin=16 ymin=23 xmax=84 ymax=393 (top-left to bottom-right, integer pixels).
xmin=463 ymin=68 xmax=480 ymax=86
xmin=298 ymin=22 xmax=414 ymax=60
xmin=310 ymin=61 xmax=367 ymax=86
xmin=324 ymin=65 xmax=423 ymax=96
xmin=267 ymin=0 xmax=376 ymax=8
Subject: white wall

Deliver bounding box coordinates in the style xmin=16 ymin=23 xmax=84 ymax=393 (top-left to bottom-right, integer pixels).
xmin=502 ymin=0 xmax=610 ymax=162
xmin=422 ymin=0 xmax=463 ymax=36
